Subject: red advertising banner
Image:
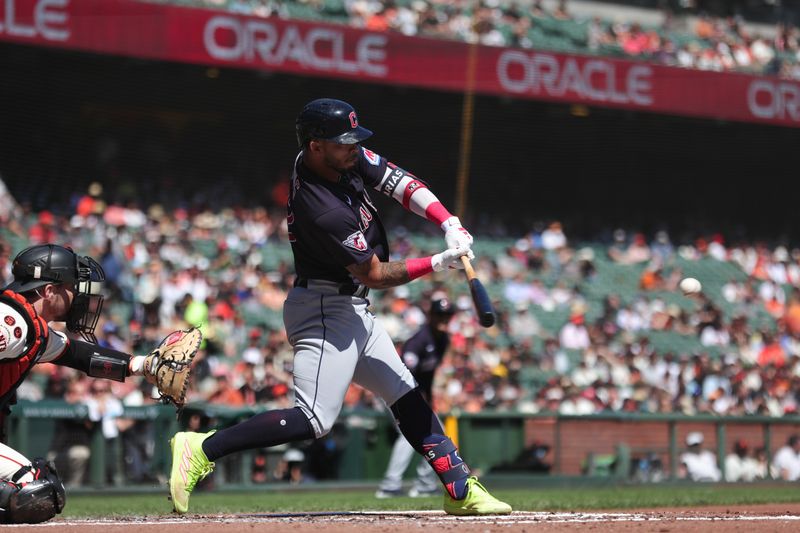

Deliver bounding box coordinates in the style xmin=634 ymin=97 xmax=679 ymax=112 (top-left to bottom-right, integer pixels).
xmin=1 ymin=0 xmax=798 ymax=127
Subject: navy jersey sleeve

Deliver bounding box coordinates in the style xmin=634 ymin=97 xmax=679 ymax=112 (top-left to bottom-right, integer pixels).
xmin=356 ymin=146 xmax=389 ymax=188
xmin=313 ymin=206 xmax=375 ymax=267
xmin=357 ymin=146 xmax=428 ymax=203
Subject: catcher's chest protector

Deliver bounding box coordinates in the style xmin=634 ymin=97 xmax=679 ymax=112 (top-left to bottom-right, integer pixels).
xmin=0 ymin=291 xmax=49 ymax=404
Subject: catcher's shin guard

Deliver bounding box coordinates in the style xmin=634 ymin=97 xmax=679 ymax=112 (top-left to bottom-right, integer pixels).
xmin=0 ymin=460 xmax=65 ymax=524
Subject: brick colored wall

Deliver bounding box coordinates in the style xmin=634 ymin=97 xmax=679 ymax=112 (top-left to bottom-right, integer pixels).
xmin=524 ymin=417 xmax=800 ymax=476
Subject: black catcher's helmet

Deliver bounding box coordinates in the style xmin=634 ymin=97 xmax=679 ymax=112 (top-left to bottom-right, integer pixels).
xmin=5 ymin=244 xmax=106 ymax=343
xmin=296 ymin=98 xmax=373 ymax=147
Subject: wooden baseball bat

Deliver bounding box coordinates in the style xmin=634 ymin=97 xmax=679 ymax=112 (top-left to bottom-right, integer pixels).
xmin=461 ymin=256 xmax=495 ymax=328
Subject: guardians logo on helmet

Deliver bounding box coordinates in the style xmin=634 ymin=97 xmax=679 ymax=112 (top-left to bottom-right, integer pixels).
xmin=295 ymin=98 xmax=373 ymax=147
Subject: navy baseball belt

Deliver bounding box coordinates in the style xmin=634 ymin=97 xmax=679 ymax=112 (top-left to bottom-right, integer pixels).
xmin=294 ymin=278 xmax=369 ymax=298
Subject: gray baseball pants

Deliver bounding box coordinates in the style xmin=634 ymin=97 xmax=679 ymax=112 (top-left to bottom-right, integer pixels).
xmin=283 ymin=283 xmax=417 ymax=438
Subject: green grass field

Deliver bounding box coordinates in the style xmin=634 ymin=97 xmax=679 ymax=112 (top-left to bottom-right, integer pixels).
xmin=62 ymin=484 xmax=800 ymax=518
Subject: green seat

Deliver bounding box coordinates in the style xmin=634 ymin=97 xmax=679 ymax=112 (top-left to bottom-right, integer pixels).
xmin=518 ymin=365 xmax=558 ymax=391
xmin=260 ymin=245 xmax=293 ymax=271
xmin=527 ymin=27 xmax=553 ymax=50
xmin=640 ymin=330 xmax=705 ymax=357
xmin=193 ymin=239 xmax=218 ymax=259
xmin=284 ymin=2 xmax=323 ymax=21
xmin=534 ymin=16 xmax=561 ymax=36
xmin=597 ymin=42 xmax=626 ymax=57
xmin=321 ymin=0 xmax=347 ymax=16
xmin=530 ymin=307 xmax=570 ymax=334
xmin=0 ymin=228 xmax=27 ymax=256
xmin=558 ymin=19 xmax=588 ymax=46
xmin=497 ymin=23 xmax=515 ymax=45
xmin=241 ymin=304 xmax=284 ymax=331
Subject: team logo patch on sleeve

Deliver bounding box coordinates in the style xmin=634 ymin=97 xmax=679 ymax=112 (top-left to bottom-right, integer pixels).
xmin=362 ymin=148 xmax=380 ymax=166
xmin=343 ymin=231 xmax=368 ymax=251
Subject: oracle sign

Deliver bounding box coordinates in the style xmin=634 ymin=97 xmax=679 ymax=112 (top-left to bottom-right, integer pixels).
xmin=747 ymin=79 xmax=800 ymax=122
xmin=0 ymin=0 xmax=69 ymax=41
xmin=1 ymin=0 xmax=798 ymax=128
xmin=497 ymin=50 xmax=653 ymax=106
xmin=203 ymin=16 xmax=388 ymax=77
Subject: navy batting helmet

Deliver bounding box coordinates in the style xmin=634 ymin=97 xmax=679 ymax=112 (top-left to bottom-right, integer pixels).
xmin=430 ymin=298 xmax=455 ymax=317
xmin=296 ymin=98 xmax=372 ymax=147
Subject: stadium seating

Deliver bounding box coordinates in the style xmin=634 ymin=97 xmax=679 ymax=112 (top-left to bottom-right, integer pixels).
xmin=3 ymin=195 xmax=796 ymax=417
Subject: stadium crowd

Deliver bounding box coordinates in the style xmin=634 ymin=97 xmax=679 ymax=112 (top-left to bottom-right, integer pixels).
xmin=3 ymin=181 xmax=800 ymax=483
xmin=3 ymin=184 xmax=800 ymax=416
xmin=146 ymin=0 xmax=800 ymax=79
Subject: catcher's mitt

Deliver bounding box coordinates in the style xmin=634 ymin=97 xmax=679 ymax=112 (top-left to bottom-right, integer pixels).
xmin=143 ymin=327 xmax=202 ymax=408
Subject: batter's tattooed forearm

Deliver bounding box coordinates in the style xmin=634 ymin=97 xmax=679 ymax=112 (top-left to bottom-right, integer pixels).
xmin=374 ymin=260 xmax=411 ymax=289
xmin=349 ymin=258 xmax=411 ymax=289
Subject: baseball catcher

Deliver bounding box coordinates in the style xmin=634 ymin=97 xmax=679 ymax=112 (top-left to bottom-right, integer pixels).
xmin=0 ymin=244 xmax=200 ymax=523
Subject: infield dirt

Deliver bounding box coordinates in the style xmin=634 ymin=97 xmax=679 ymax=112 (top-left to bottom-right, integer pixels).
xmin=8 ymin=503 xmax=800 ymax=532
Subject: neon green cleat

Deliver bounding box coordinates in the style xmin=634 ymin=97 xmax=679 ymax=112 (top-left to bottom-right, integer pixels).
xmin=169 ymin=431 xmax=216 ymax=514
xmin=443 ymin=477 xmax=513 ymax=516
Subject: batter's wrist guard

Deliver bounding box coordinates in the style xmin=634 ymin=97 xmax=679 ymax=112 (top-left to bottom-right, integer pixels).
xmin=406 ymin=256 xmax=434 ymax=280
xmin=440 ymin=216 xmax=462 ymax=232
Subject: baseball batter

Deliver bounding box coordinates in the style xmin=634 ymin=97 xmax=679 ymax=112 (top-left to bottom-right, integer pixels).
xmin=169 ymin=98 xmax=512 ymax=516
xmin=375 ymin=297 xmax=455 ymax=498
xmin=0 ymin=244 xmax=185 ymax=524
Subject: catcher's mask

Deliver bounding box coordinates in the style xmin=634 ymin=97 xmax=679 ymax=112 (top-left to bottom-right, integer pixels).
xmin=6 ymin=244 xmax=106 ymax=343
xmin=295 ymin=98 xmax=373 ymax=148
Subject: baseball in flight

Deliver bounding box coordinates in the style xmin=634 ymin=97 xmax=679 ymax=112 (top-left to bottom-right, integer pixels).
xmin=680 ymin=277 xmax=702 ymax=294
